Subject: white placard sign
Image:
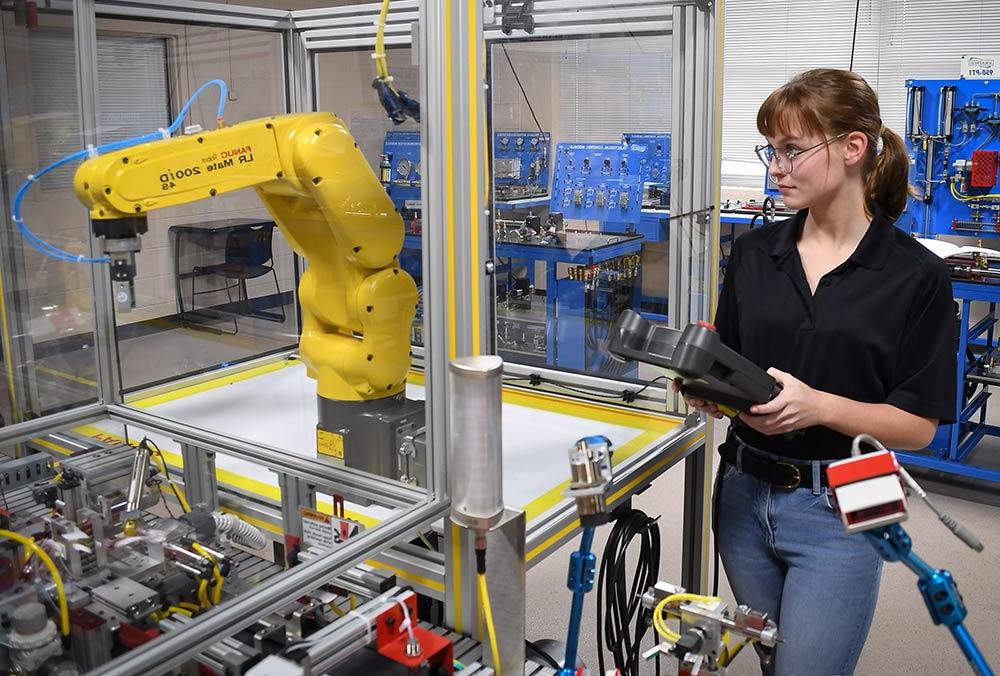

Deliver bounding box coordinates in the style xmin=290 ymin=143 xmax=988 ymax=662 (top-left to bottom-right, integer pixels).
xmin=961 ymin=56 xmax=1000 ymax=79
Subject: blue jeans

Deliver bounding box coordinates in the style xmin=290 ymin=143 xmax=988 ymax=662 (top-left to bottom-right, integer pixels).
xmin=717 ymin=462 xmax=883 ymax=676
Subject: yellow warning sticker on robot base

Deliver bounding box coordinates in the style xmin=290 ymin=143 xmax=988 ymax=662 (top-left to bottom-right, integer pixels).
xmin=317 ymin=429 xmax=344 ymax=459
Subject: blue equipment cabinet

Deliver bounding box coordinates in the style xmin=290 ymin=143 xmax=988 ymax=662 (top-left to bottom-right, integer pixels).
xmin=380 ymin=130 xmax=422 ymax=214
xmin=894 ymin=78 xmax=1000 ymax=483
xmin=494 ymin=131 xmax=550 ymax=202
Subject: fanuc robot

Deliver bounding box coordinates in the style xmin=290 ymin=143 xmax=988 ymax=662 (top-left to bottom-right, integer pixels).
xmin=73 ymin=107 xmax=424 ymax=485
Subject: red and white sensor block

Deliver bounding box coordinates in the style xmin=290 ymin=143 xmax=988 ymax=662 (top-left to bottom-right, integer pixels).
xmin=827 ymin=450 xmax=908 ymax=533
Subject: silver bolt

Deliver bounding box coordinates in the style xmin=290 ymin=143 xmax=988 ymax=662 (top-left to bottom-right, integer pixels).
xmin=405 ymin=637 xmax=423 ymax=656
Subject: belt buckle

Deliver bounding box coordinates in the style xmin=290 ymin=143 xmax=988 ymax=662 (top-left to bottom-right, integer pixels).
xmin=774 ymin=461 xmax=801 ymax=490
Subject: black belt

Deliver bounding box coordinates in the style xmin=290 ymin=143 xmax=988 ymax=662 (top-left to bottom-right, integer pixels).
xmin=719 ymin=439 xmax=831 ymax=490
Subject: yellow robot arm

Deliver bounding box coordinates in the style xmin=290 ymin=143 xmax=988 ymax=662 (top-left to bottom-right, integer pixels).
xmin=74 ymin=112 xmax=417 ymax=403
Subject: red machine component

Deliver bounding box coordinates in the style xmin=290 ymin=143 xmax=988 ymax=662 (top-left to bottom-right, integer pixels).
xmin=374 ymin=593 xmax=453 ymax=673
xmin=826 ymin=450 xmax=908 ymax=533
xmin=970 ymin=150 xmax=998 ymax=188
xmin=118 ymin=622 xmax=159 ymax=649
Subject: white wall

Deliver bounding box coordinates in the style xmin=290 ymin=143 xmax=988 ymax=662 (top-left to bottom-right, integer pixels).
xmin=722 ymin=0 xmax=1000 ymax=192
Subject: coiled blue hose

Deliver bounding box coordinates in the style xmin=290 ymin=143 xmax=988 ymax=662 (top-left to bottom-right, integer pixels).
xmin=11 ymin=79 xmax=229 ymax=263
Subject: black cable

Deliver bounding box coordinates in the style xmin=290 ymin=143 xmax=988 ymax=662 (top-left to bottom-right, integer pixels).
xmin=666 ymin=205 xmax=715 ymax=222
xmin=525 ymin=639 xmax=561 ymax=670
xmin=629 ymin=375 xmax=667 ymax=398
xmin=155 ymin=481 xmax=177 ymax=519
xmin=144 ymin=437 xmax=190 ymax=513
xmin=501 ymin=43 xmax=546 ymax=138
xmin=597 ymin=508 xmax=661 ymax=675
xmin=502 ymin=372 xmax=667 ymax=403
xmin=849 ymin=0 xmax=861 ymax=71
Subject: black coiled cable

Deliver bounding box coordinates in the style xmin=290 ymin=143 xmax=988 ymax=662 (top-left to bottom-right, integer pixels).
xmin=597 ymin=508 xmax=662 ymax=676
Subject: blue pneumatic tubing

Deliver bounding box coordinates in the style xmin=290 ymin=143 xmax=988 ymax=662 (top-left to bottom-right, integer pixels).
xmin=12 ymin=79 xmax=228 ymax=263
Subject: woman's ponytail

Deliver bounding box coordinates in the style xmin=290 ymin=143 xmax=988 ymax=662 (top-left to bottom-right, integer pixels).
xmin=865 ymin=126 xmax=910 ymax=222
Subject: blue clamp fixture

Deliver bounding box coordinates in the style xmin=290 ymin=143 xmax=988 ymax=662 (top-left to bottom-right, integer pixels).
xmin=865 ymin=524 xmax=993 ymax=676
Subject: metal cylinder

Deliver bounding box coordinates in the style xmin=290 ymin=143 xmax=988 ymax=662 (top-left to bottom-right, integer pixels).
xmin=940 ymin=86 xmax=956 ymax=140
xmin=907 ymin=86 xmax=924 ymax=138
xmin=447 ymin=355 xmax=504 ymax=533
xmin=569 ymin=440 xmax=605 ymax=518
xmin=125 ymin=444 xmax=151 ymax=515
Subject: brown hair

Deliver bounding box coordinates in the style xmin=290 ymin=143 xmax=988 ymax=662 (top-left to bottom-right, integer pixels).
xmin=756 ymin=68 xmax=910 ymax=222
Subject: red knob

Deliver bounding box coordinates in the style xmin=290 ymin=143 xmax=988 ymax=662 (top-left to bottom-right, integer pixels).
xmin=697 ymin=320 xmax=716 ymax=331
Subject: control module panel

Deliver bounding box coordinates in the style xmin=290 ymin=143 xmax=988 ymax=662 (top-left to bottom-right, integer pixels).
xmin=621 ymin=132 xmax=671 ymax=188
xmin=900 ymin=78 xmax=1000 ymax=237
xmin=379 ymin=130 xmax=422 ymax=213
xmin=494 ymin=131 xmax=550 ymax=201
xmin=550 ymin=142 xmax=645 ymax=223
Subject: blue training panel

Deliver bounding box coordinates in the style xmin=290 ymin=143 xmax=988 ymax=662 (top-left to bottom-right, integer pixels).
xmin=621 ymin=132 xmax=671 ymax=188
xmin=494 ymin=131 xmax=550 ymax=200
xmin=899 ymin=78 xmax=1000 ymax=237
xmin=381 ymin=130 xmax=422 ymax=212
xmin=550 ymin=142 xmax=645 ymax=224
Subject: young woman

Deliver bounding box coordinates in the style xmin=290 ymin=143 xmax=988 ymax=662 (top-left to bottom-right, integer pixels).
xmin=686 ymin=69 xmax=957 ymax=675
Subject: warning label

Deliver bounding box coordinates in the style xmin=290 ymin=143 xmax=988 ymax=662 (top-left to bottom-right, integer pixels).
xmin=300 ymin=507 xmax=364 ymax=550
xmin=317 ymin=428 xmax=344 ymax=459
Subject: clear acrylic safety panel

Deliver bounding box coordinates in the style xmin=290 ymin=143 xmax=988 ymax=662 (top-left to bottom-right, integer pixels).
xmin=0 ymin=5 xmax=101 ymax=422
xmin=316 ymin=45 xmax=423 ymax=345
xmin=90 ymin=17 xmax=298 ymax=394
xmin=489 ymin=34 xmax=675 ymax=386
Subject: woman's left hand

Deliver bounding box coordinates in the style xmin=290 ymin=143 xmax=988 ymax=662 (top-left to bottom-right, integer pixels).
xmin=738 ymin=368 xmax=827 ymax=436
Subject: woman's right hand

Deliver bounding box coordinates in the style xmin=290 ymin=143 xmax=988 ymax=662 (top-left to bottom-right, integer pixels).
xmin=672 ymin=379 xmax=725 ymax=419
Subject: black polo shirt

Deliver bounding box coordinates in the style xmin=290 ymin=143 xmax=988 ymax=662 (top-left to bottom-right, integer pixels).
xmin=716 ymin=208 xmax=957 ymax=460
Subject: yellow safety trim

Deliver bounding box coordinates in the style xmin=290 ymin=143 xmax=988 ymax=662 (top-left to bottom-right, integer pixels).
xmin=451 ymin=520 xmax=463 ymax=634
xmin=527 ymin=518 xmax=578 ymax=563
xmin=468 ymin=0 xmax=481 ymax=356
xmin=522 ymin=428 xmax=662 ymax=521
xmin=702 ymin=0 xmax=727 ymax=592
xmin=32 ymin=438 xmax=71 ymax=457
xmin=127 ymin=358 xmax=299 ymax=408
xmin=444 ymin=3 xmax=457 ymax=361
xmin=526 ymin=432 xmax=705 ymax=561
xmin=366 ymin=559 xmax=445 ymax=594
xmin=501 ymin=388 xmax=677 ymax=432
xmin=0 ymin=271 xmax=19 ymax=421
xmin=35 ymin=365 xmax=97 ymax=388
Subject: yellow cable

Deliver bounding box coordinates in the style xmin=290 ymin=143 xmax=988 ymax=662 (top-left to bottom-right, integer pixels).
xmin=178 ymin=601 xmax=200 ymax=612
xmin=197 ymin=579 xmax=210 ymax=609
xmin=211 ymin=565 xmax=224 ymax=605
xmin=167 ymin=605 xmax=193 ymax=617
xmin=329 ymin=600 xmax=346 ymax=618
xmin=950 ymin=181 xmax=1000 ymax=202
xmin=0 ymin=530 xmax=69 ymax=635
xmin=477 ymin=573 xmax=501 ymax=675
xmin=349 ymin=593 xmax=357 ymax=610
xmin=191 ymin=542 xmax=225 ymax=605
xmin=151 ymin=452 xmax=191 ymax=513
xmin=653 ymin=593 xmax=721 ymax=644
xmin=375 ymin=0 xmax=391 ymax=80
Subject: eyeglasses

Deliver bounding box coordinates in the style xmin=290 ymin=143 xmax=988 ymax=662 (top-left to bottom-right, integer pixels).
xmin=754 ymin=132 xmax=849 ymax=173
